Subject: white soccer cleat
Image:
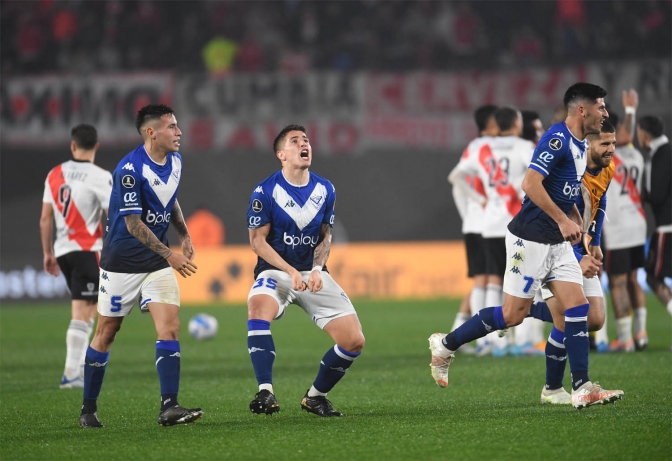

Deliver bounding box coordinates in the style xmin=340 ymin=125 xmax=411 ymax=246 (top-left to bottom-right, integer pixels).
xmin=428 ymin=333 xmax=454 ymax=388
xmin=571 ymin=381 xmax=623 ymax=409
xmin=60 ymin=375 xmax=84 ymax=389
xmin=540 ymin=386 xmax=572 ymax=405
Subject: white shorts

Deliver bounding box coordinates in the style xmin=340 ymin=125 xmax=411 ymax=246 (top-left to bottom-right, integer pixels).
xmin=247 ymin=269 xmax=357 ymax=329
xmin=541 ymin=274 xmax=603 ymax=300
xmin=503 ymin=230 xmax=583 ymax=299
xmin=98 ymin=267 xmax=180 ymax=317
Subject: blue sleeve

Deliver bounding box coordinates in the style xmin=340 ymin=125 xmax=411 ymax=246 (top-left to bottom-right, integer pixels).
xmin=528 ymin=136 xmax=565 ymax=177
xmin=116 ymin=164 xmax=142 ymax=216
xmin=323 ymin=182 xmax=336 ymax=227
xmin=589 ymin=192 xmax=607 ymax=247
xmin=572 ymin=244 xmax=584 ymax=262
xmin=247 ymin=186 xmax=272 ymax=229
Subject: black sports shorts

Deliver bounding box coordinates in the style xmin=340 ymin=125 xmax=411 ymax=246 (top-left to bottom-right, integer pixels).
xmin=56 ymin=251 xmax=100 ymax=301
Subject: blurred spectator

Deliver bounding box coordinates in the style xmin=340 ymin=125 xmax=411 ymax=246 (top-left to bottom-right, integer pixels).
xmin=202 ymin=37 xmax=238 ymax=75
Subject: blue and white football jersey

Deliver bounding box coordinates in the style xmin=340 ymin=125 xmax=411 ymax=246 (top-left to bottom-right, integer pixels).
xmin=247 ymin=170 xmax=336 ymax=278
xmin=100 ymin=145 xmax=182 ymax=273
xmin=508 ymin=122 xmax=587 ymax=244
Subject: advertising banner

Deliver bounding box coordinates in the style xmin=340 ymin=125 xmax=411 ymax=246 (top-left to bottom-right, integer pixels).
xmin=175 ymin=241 xmax=470 ymax=304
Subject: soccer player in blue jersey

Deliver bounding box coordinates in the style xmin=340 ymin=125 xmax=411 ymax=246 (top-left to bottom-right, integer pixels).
xmin=78 ymin=104 xmax=203 ymax=428
xmin=246 ymin=124 xmax=365 ymax=417
xmin=429 ymin=83 xmax=624 ymax=409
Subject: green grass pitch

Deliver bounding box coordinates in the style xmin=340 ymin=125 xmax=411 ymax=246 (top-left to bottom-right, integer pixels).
xmin=1 ymin=297 xmax=671 ymax=460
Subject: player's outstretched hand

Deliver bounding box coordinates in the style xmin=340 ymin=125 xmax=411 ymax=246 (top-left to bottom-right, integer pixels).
xmin=579 ymin=255 xmax=602 ymax=279
xmin=307 ymin=270 xmax=323 ymax=293
xmin=168 ymin=252 xmax=198 ymax=278
xmin=182 ymin=238 xmax=195 ymax=261
xmin=290 ymin=269 xmax=306 ymax=291
xmin=559 ymin=217 xmax=583 ymax=243
xmin=622 ymin=88 xmax=639 ymax=109
xmin=43 ymin=254 xmax=60 ymax=277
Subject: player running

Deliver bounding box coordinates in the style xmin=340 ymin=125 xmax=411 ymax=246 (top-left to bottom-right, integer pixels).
xmin=429 ymin=82 xmax=623 ymax=409
xmin=246 ymin=124 xmax=365 ymax=418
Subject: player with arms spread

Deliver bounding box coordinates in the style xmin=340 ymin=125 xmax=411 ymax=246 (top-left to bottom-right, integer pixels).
xmin=78 ymin=104 xmax=203 ymax=428
xmin=246 ymin=125 xmax=365 ymax=418
xmin=429 ymin=83 xmax=623 ymax=409
xmin=40 ymin=124 xmax=112 ymax=389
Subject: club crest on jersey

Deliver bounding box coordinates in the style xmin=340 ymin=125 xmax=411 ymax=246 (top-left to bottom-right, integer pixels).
xmin=549 ymin=138 xmax=562 ymax=150
xmin=310 ymin=195 xmax=324 ymax=208
xmin=122 ymin=175 xmax=135 ymax=188
xmin=252 ymin=199 xmax=263 ymax=212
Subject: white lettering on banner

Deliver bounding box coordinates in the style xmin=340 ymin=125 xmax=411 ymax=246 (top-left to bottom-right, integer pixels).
xmin=1 ymin=73 xmax=174 ymax=145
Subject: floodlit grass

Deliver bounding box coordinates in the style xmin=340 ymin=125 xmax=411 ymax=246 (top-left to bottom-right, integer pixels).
xmin=1 ymin=297 xmax=670 ymax=460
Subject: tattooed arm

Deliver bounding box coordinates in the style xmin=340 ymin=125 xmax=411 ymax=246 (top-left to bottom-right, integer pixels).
xmin=170 ymin=200 xmax=195 ymax=261
xmin=124 ymin=213 xmax=197 ymax=278
xmin=307 ymin=223 xmax=332 ymax=293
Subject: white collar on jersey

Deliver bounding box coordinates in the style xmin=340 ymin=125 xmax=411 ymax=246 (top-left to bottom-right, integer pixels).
xmin=281 ymin=170 xmax=310 ymax=187
xmin=143 ymin=146 xmax=168 ymax=166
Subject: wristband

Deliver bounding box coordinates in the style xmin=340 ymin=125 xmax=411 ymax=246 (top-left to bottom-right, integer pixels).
xmin=311 ymin=265 xmax=322 ymax=272
xmin=624 ymin=106 xmax=636 ymax=115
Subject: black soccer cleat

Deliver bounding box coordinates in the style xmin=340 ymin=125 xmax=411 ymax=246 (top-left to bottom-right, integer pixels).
xmin=158 ymin=405 xmax=204 ymax=426
xmin=249 ymin=390 xmax=280 ymax=415
xmin=79 ymin=412 xmax=104 ymax=428
xmin=300 ymin=391 xmax=343 ymax=417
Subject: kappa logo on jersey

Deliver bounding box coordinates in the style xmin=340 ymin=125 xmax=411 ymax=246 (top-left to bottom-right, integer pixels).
xmin=122 ymin=162 xmax=135 ymax=172
xmin=99 ymin=285 xmax=107 ymax=294
xmin=549 ymin=138 xmax=562 ymax=150
xmin=254 ymin=186 xmax=264 ymax=194
xmin=145 ymin=209 xmax=171 ymax=225
xmin=510 ymin=266 xmax=521 ymax=274
xmin=514 ymin=239 xmax=525 ymax=247
xmin=122 ymin=175 xmax=135 ymax=188
xmin=285 ymin=199 xmax=296 ymax=208
xmin=101 ymin=272 xmax=109 ymax=281
xmin=552 ymin=132 xmax=565 ymax=138
xmin=252 ymin=199 xmax=263 ymax=212
xmin=153 ymin=178 xmax=161 ymax=186
xmin=512 ymin=252 xmax=524 ymax=261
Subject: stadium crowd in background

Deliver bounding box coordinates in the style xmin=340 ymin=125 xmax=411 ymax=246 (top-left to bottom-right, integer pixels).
xmin=1 ymin=0 xmax=670 ymax=75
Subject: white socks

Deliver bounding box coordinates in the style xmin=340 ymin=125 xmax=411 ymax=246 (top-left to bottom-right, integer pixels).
xmin=64 ymin=320 xmax=90 ymax=380
xmin=615 ymin=316 xmax=633 ymax=345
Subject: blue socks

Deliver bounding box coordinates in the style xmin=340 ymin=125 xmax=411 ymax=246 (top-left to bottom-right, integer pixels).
xmin=443 ymin=306 xmax=506 ymax=351
xmin=529 ymin=301 xmax=553 ymax=323
xmin=564 ymin=303 xmax=590 ymax=390
xmin=82 ymin=346 xmax=109 ymax=414
xmin=156 ymin=340 xmax=181 ymax=411
xmin=313 ymin=345 xmax=360 ymax=393
xmin=545 ymin=327 xmax=567 ymax=390
xmin=248 ymin=320 xmax=276 ymax=386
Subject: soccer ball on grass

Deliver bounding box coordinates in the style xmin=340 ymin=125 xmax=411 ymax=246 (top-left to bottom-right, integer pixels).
xmin=188 ymin=313 xmax=218 ymax=340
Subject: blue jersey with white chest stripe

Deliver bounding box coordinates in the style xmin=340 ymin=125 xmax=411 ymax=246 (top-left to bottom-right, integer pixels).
xmin=100 ymin=145 xmax=182 ymax=273
xmin=247 ymin=170 xmax=336 ymax=278
xmin=508 ymin=122 xmax=587 ymax=244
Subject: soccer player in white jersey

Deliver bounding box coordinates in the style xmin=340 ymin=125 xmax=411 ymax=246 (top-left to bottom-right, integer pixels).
xmin=78 ymin=105 xmax=203 ymax=428
xmin=246 ymin=125 xmax=365 ymax=417
xmin=448 ymin=105 xmax=498 ymax=355
xmin=40 ymin=124 xmax=112 ymax=389
xmin=451 ymin=106 xmax=535 ymax=356
xmin=429 ymin=83 xmax=623 ymax=409
xmin=602 ymin=90 xmax=649 ymax=352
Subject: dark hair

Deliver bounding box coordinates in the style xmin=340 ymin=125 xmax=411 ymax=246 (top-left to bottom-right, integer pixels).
xmin=474 ymin=105 xmax=498 ymax=132
xmin=563 ymin=83 xmax=608 ymax=108
xmin=638 ymin=115 xmax=664 ymax=138
xmin=587 ymin=120 xmax=616 ymax=141
xmin=521 ymin=110 xmax=540 ymax=142
xmin=494 ymin=106 xmax=520 ymax=132
xmin=71 ymin=124 xmax=98 ymax=150
xmin=273 ymin=124 xmax=306 ymax=153
xmin=135 ymin=104 xmax=174 ymax=134
xmin=601 ymin=120 xmax=616 ymax=134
